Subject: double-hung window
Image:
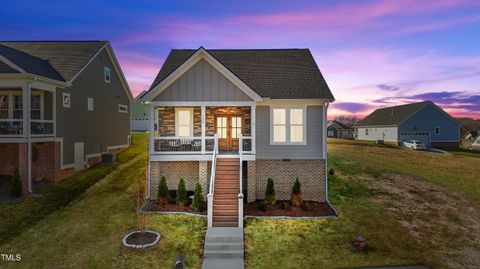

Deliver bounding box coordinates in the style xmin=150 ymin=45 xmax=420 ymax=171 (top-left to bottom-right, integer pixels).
xmin=0 ymin=95 xmax=9 ymax=119
xmin=31 ymin=95 xmax=41 ymax=119
xmin=175 ymin=108 xmax=193 ymax=137
xmin=271 ymin=107 xmax=306 ymax=145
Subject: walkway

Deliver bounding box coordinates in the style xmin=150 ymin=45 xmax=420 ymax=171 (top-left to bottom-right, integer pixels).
xmin=202 ymin=227 xmax=244 ymax=269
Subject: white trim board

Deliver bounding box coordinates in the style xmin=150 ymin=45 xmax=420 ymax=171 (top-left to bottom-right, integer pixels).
xmin=0 ymin=54 xmax=26 ymax=73
xmin=142 ymin=47 xmax=263 ymax=102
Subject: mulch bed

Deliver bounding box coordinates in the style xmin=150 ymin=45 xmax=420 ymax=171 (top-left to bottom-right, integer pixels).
xmin=143 ymin=199 xmax=207 ymax=215
xmin=125 ymin=231 xmax=159 ymax=245
xmin=245 ymin=200 xmax=336 ymax=217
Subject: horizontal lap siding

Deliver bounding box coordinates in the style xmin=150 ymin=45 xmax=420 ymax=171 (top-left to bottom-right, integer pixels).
xmin=56 ymin=49 xmax=131 ymax=165
xmin=255 ymin=105 xmax=324 ymax=159
xmin=356 ymin=127 xmax=398 ymax=142
xmin=152 ymin=59 xmax=252 ymax=102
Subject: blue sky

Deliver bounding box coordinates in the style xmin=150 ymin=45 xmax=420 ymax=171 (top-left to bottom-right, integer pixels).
xmin=1 ymin=0 xmax=479 ymax=118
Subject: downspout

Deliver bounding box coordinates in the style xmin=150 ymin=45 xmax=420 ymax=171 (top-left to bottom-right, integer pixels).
xmin=324 ymin=101 xmax=338 ymax=217
xmin=26 ymin=82 xmax=32 ymax=193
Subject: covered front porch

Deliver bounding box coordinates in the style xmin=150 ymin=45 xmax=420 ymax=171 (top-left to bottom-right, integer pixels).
xmin=149 ymin=102 xmax=256 ymax=160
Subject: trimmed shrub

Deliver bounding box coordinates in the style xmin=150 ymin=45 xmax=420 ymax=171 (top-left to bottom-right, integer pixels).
xmin=157 ymin=176 xmax=169 ymax=205
xmin=176 ymin=178 xmax=187 ymax=206
xmin=279 ymin=201 xmax=291 ymax=211
xmin=329 ymin=168 xmax=335 ymax=176
xmin=192 ymin=181 xmax=205 ymax=211
xmin=291 ymin=178 xmax=302 ymax=207
xmin=265 ymin=178 xmax=276 ymax=206
xmin=300 ymin=200 xmax=310 ymax=211
xmin=10 ymin=170 xmax=22 ymax=198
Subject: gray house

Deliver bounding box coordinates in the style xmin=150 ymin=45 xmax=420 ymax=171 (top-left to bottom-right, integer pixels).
xmin=355 ymin=101 xmax=461 ymax=148
xmin=141 ymin=47 xmax=335 ymax=227
xmin=327 ymin=120 xmax=354 ymax=139
xmin=0 ymin=41 xmax=133 ymax=193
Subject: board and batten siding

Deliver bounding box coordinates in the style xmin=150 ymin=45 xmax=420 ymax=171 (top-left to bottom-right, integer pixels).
xmin=356 ymin=126 xmax=398 ymax=142
xmin=55 ymin=49 xmax=131 ymax=165
xmin=255 ymin=105 xmax=324 ymax=159
xmin=152 ymin=59 xmax=253 ymax=102
xmin=399 ymin=103 xmax=460 ymax=142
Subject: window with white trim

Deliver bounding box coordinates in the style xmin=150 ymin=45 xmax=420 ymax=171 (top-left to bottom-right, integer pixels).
xmin=30 ymin=95 xmax=41 ymax=120
xmin=13 ymin=95 xmax=22 ymax=119
xmin=175 ymin=108 xmax=193 ymax=137
xmin=118 ymin=104 xmax=128 ymax=113
xmin=365 ymin=128 xmax=369 ymax=135
xmin=87 ymin=98 xmax=94 ymax=111
xmin=434 ymin=127 xmax=440 ymax=135
xmin=271 ymin=107 xmax=306 ymax=144
xmin=104 ymin=67 xmax=111 ymax=83
xmin=62 ymin=92 xmax=71 ymax=108
xmin=0 ymin=95 xmax=8 ymax=119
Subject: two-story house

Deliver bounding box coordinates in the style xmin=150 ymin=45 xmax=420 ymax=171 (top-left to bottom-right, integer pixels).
xmin=141 ymin=48 xmax=334 ymax=227
xmin=0 ymin=41 xmax=133 ymax=193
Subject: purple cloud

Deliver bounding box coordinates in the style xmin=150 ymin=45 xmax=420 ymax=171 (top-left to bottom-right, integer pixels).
xmin=332 ymin=102 xmax=372 ymax=113
xmin=377 ymin=84 xmax=399 ymax=91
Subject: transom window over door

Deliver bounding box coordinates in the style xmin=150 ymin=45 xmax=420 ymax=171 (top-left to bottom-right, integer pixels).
xmin=175 ymin=108 xmax=193 ymax=137
xmin=271 ymin=107 xmax=306 ymax=145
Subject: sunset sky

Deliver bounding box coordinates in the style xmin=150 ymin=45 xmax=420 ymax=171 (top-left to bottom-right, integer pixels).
xmin=1 ymin=0 xmax=479 ymax=119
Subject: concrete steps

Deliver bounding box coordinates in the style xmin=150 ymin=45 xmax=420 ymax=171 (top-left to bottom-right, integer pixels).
xmin=203 ymin=228 xmax=244 ymax=262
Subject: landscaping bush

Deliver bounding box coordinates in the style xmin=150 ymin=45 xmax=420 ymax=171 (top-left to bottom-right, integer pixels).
xmin=329 ymin=168 xmax=335 ymax=176
xmin=300 ymin=200 xmax=310 ymax=211
xmin=157 ymin=176 xmax=169 ymax=205
xmin=279 ymin=201 xmax=291 ymax=211
xmin=265 ymin=178 xmax=276 ymax=206
xmin=191 ymin=181 xmax=205 ymax=211
xmin=291 ymin=178 xmax=302 ymax=207
xmin=257 ymin=201 xmax=267 ymax=212
xmin=10 ymin=170 xmax=22 ymax=198
xmin=176 ymin=178 xmax=187 ymax=206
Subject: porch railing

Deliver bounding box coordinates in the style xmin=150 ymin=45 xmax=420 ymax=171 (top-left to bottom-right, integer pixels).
xmin=207 ymin=134 xmax=219 ymax=227
xmin=31 ymin=120 xmax=54 ymax=135
xmin=0 ymin=120 xmax=23 ymax=135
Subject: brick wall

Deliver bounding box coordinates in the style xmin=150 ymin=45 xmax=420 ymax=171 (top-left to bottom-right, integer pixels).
xmin=149 ymin=161 xmax=201 ymax=200
xmin=31 ymin=142 xmax=55 ymax=181
xmin=250 ymin=159 xmax=326 ymax=202
xmin=0 ymin=143 xmax=19 ymax=176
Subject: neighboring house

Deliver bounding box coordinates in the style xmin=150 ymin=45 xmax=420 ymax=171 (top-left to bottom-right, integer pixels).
xmin=131 ymin=90 xmax=149 ymax=131
xmin=471 ymin=133 xmax=480 ymax=150
xmin=141 ymin=47 xmax=334 ymax=227
xmin=355 ymin=101 xmax=461 ymax=149
xmin=327 ymin=120 xmax=354 ymax=139
xmin=462 ymin=130 xmax=478 ymax=147
xmin=0 ymin=41 xmax=133 ymax=193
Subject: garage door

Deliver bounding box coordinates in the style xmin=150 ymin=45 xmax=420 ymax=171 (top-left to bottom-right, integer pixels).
xmin=399 ymin=131 xmax=431 ymax=147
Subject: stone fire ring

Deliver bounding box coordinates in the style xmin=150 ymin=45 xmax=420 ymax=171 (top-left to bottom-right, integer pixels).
xmin=122 ymin=230 xmax=161 ymax=249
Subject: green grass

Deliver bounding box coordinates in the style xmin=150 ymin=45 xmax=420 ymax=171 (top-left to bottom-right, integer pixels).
xmin=245 ymin=159 xmax=425 ymax=269
xmin=0 ymin=133 xmax=205 ymax=268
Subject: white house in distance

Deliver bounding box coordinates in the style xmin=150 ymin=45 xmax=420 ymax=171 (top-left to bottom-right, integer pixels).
xmin=355 ymin=101 xmax=461 ymax=149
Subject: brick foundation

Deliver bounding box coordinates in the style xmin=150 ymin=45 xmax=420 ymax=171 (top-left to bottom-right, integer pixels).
xmin=0 ymin=143 xmax=20 ymax=176
xmin=149 ymin=159 xmax=326 ymax=202
xmin=150 ymin=161 xmax=208 ymax=200
xmin=250 ymin=159 xmax=326 ymax=202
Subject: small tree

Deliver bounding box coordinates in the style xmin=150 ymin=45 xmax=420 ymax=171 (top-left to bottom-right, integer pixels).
xmin=10 ymin=170 xmax=22 ymax=198
xmin=191 ymin=181 xmax=205 ymax=211
xmin=265 ymin=178 xmax=276 ymax=206
xmin=157 ymin=176 xmax=169 ymax=205
xmin=291 ymin=178 xmax=302 ymax=207
xmin=136 ymin=177 xmax=147 ymax=234
xmin=176 ymin=178 xmax=187 ymax=206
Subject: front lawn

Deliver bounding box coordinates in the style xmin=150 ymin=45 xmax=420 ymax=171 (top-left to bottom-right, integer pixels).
xmin=245 ymin=141 xmax=480 ymax=269
xmin=0 ymin=133 xmax=205 ymax=269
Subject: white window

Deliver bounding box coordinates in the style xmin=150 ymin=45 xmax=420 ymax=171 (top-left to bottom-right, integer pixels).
xmin=435 ymin=127 xmax=440 ymax=135
xmin=62 ymin=92 xmax=71 ymax=108
xmin=270 ymin=107 xmax=306 ymax=145
xmin=87 ymin=98 xmax=94 ymax=111
xmin=175 ymin=108 xmax=193 ymax=137
xmin=104 ymin=67 xmax=111 ymax=83
xmin=118 ymin=104 xmax=128 ymax=113
xmin=30 ymin=95 xmax=41 ymax=119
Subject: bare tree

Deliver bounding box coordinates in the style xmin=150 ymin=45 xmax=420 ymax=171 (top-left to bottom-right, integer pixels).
xmin=335 ymin=115 xmax=361 ymax=126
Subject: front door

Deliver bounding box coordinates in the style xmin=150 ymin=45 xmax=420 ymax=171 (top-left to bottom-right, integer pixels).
xmin=215 ymin=114 xmax=243 ymax=151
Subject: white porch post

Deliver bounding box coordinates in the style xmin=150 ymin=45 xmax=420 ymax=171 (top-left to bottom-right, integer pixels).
xmin=251 ymin=105 xmax=256 ymax=154
xmin=201 ymin=105 xmax=206 ymax=154
xmin=22 ymin=83 xmax=32 ymax=193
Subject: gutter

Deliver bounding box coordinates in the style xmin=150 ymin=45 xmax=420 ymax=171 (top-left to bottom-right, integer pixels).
xmin=0 ymin=73 xmax=70 ymax=88
xmin=324 ymin=101 xmax=339 ymax=218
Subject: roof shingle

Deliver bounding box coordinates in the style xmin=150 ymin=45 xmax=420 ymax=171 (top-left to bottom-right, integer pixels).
xmin=357 ymin=101 xmax=431 ymax=127
xmin=149 ymin=48 xmax=334 ymax=100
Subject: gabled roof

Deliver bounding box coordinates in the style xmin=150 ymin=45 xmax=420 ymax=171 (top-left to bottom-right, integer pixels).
xmin=0 ymin=41 xmax=106 ymax=82
xmin=0 ymin=59 xmax=19 ymax=73
xmin=328 ymin=120 xmax=352 ymax=129
xmin=464 ymin=130 xmax=479 ymax=139
xmin=148 ymin=48 xmax=334 ymax=100
xmin=357 ymin=101 xmax=432 ymax=127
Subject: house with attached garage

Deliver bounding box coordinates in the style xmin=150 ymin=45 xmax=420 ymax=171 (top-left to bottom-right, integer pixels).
xmin=0 ymin=41 xmax=133 ymax=193
xmin=355 ymin=101 xmax=461 ymax=149
xmin=141 ymin=47 xmax=335 ymax=227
